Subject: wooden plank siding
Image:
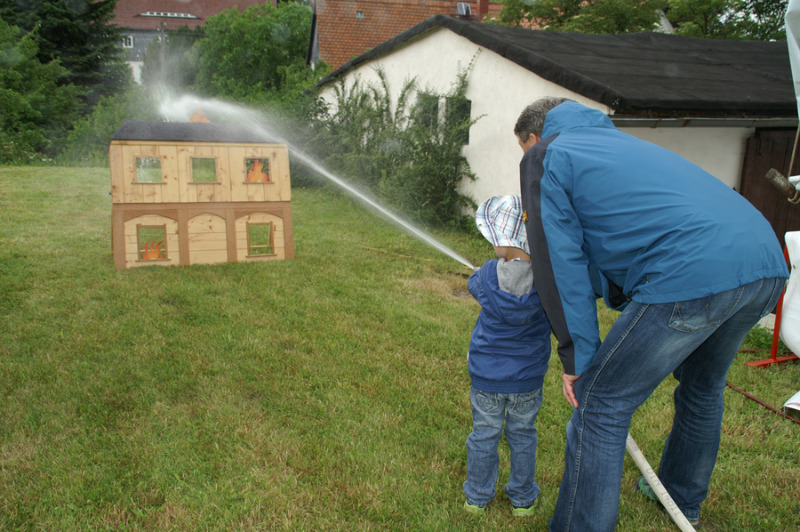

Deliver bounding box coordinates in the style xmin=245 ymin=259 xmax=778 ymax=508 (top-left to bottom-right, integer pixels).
xmin=109 ymin=137 xmax=293 ymax=269
xmin=740 ymin=129 xmax=800 ymax=247
xmin=111 ymin=203 xmax=294 ymax=268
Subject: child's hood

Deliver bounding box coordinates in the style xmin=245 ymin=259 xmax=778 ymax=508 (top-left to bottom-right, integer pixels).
xmin=470 ymin=261 xmax=542 ymax=326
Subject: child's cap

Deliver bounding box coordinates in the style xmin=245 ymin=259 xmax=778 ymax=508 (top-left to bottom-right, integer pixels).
xmin=475 ymin=194 xmax=529 ymax=255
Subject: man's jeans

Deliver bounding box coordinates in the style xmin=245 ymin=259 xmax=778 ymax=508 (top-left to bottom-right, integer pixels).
xmin=464 ymin=386 xmax=543 ymax=509
xmin=550 ymin=277 xmax=785 ymax=532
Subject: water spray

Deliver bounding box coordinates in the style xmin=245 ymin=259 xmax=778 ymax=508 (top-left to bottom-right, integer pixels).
xmin=159 ymin=94 xmax=476 ymax=271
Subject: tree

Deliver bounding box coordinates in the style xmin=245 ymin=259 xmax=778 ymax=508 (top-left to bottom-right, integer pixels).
xmin=736 ymin=0 xmax=788 ymax=40
xmin=494 ymin=0 xmax=788 ymax=40
xmin=0 ymin=19 xmax=83 ymax=163
xmin=495 ymin=0 xmax=667 ymax=32
xmin=56 ymin=85 xmax=160 ymax=166
xmin=667 ymin=0 xmax=787 ymax=40
xmin=0 ymin=0 xmax=130 ymax=106
xmin=193 ymin=2 xmax=315 ymax=102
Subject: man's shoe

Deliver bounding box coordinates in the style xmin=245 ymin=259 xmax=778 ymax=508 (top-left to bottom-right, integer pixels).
xmin=636 ymin=476 xmax=700 ymax=526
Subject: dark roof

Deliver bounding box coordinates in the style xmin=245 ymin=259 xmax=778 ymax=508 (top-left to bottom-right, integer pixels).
xmin=317 ymin=15 xmax=794 ymax=117
xmin=111 ymin=121 xmax=279 ymax=144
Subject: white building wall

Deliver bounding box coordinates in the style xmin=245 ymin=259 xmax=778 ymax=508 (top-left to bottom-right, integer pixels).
xmin=617 ymin=126 xmax=753 ymax=190
xmin=320 ymin=28 xmax=752 ymax=207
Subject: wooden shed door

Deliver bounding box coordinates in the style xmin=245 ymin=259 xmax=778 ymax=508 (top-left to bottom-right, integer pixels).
xmin=740 ymin=128 xmax=800 ymax=247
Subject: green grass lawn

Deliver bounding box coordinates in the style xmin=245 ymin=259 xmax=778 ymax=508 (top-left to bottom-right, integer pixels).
xmin=1 ymin=166 xmax=798 ymax=531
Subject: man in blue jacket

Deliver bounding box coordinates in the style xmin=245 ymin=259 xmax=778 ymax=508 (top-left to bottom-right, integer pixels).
xmin=515 ymin=98 xmax=789 ymax=531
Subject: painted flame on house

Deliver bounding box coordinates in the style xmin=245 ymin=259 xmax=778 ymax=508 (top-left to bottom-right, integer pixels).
xmin=246 ymin=159 xmax=269 ymax=183
xmin=142 ymin=241 xmax=164 ymax=260
xmin=189 ymin=109 xmax=210 ymax=123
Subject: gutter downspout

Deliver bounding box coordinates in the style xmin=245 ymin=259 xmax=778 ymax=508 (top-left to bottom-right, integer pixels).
xmin=610 ymin=117 xmax=798 ymax=128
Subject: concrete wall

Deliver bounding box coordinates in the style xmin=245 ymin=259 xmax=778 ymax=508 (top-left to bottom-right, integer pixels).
xmin=319 ymin=27 xmax=752 ymax=207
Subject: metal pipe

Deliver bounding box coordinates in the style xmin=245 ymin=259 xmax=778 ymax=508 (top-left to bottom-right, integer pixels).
xmin=765 ymin=168 xmax=800 ymax=204
xmin=626 ymin=433 xmax=696 ymax=532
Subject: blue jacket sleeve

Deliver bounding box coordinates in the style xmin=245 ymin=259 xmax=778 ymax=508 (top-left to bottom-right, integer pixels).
xmin=520 ymin=138 xmax=601 ymax=375
xmin=539 ymin=162 xmax=602 ymax=375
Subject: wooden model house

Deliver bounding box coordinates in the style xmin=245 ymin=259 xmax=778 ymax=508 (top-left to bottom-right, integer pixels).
xmin=109 ymin=120 xmax=294 ymax=269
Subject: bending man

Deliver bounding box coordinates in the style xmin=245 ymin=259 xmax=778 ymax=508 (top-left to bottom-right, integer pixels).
xmin=515 ymin=98 xmax=788 ymax=531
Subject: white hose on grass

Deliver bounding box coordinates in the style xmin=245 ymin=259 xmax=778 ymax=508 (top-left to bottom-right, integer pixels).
xmin=626 ymin=433 xmax=696 ymax=532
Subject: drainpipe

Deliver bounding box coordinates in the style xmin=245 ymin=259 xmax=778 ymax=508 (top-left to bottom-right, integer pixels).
xmin=656 ymin=9 xmax=674 ymax=33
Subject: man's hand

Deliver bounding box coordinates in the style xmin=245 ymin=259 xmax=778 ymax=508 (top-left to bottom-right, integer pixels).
xmin=562 ymin=373 xmax=580 ymax=408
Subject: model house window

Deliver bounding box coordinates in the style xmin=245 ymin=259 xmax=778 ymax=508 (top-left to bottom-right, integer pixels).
xmin=135 ymin=157 xmax=163 ymax=183
xmin=137 ymin=225 xmax=167 ymax=260
xmin=121 ymin=35 xmax=134 ymax=48
xmin=245 ymin=158 xmax=271 ymax=183
xmin=356 ymin=11 xmax=365 ymax=19
xmin=191 ymin=157 xmax=218 ymax=183
xmin=247 ymin=222 xmax=274 ymax=256
xmin=446 ymin=95 xmax=472 ymax=145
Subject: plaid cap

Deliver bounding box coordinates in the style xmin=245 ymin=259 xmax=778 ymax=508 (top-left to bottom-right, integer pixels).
xmin=475 ymin=194 xmax=529 ymax=255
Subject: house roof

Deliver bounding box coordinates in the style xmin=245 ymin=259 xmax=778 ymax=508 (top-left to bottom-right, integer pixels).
xmin=313 ymin=0 xmax=502 ymax=69
xmin=111 ymin=121 xmax=280 ymax=144
xmin=112 ymin=0 xmax=272 ymax=31
xmin=318 ymin=15 xmax=795 ymax=118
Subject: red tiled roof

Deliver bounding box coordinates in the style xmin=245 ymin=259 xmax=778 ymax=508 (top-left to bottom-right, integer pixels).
xmin=316 ymin=0 xmax=502 ymax=69
xmin=112 ymin=0 xmax=275 ymax=31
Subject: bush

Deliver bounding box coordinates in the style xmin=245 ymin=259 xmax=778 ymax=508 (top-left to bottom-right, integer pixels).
xmin=316 ymin=66 xmax=478 ymax=228
xmin=56 ymin=86 xmax=160 ymax=167
xmin=0 ymin=19 xmax=84 ymax=164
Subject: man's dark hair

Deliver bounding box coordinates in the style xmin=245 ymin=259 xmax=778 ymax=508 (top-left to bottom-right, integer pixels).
xmin=514 ymin=97 xmax=571 ymax=141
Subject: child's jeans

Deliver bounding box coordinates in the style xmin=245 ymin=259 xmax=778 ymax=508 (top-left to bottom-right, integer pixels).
xmin=464 ymin=386 xmax=543 ymax=509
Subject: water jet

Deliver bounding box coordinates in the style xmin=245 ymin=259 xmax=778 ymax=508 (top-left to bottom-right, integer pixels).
xmin=159 ymin=94 xmax=476 ymax=271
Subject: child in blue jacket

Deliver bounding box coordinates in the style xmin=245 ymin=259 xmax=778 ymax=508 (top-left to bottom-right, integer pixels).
xmin=463 ymin=194 xmax=552 ymax=516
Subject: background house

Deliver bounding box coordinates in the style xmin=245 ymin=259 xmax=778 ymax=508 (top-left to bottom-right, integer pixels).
xmin=308 ymin=0 xmax=502 ymax=69
xmin=316 ymin=15 xmax=800 ymax=244
xmin=113 ymin=0 xmax=272 ymax=83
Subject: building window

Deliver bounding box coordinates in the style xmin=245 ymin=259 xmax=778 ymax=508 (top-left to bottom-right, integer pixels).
xmin=415 ymin=93 xmax=440 ymax=132
xmin=135 ymin=157 xmax=163 ymax=183
xmin=121 ymin=35 xmax=134 ymax=48
xmin=139 ymin=11 xmax=199 ymax=19
xmin=137 ymin=225 xmax=167 ymax=261
xmin=446 ymin=95 xmax=472 ymax=145
xmin=191 ymin=157 xmax=218 ymax=183
xmin=356 ymin=11 xmax=365 ymax=19
xmin=247 ymin=222 xmax=274 ymax=256
xmin=245 ymin=158 xmax=271 ymax=183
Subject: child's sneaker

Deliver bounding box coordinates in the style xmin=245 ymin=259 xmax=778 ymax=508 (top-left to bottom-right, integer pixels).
xmin=511 ymin=496 xmax=538 ymax=517
xmin=464 ymin=501 xmax=485 ymax=514
xmin=635 ymin=476 xmax=700 ymax=526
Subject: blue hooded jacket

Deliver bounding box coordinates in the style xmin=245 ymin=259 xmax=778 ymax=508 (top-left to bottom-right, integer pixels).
xmin=519 ymin=101 xmax=789 ymax=376
xmin=468 ymin=259 xmax=552 ymax=393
